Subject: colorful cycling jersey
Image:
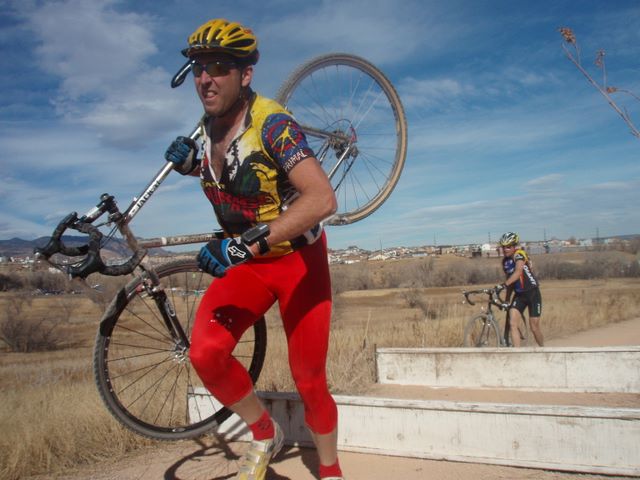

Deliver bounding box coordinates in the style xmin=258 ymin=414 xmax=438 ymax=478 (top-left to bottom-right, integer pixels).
xmin=502 ymin=249 xmax=539 ymax=293
xmin=199 ymin=91 xmax=321 ymax=257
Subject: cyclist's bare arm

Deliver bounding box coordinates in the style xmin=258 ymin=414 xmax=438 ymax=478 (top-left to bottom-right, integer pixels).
xmin=257 ymin=156 xmax=336 ymax=254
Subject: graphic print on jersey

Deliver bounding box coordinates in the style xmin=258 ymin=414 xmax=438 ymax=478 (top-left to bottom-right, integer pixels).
xmin=201 ymin=151 xmax=280 ymax=233
xmin=198 ymin=94 xmax=321 ymax=254
xmin=502 ymin=249 xmax=538 ymax=293
xmin=263 ymin=113 xmax=314 ymax=173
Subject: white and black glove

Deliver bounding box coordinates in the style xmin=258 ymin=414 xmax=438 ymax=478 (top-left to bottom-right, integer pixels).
xmin=197 ymin=238 xmax=253 ymax=278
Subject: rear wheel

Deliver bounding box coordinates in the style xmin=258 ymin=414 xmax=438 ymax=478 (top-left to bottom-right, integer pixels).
xmin=277 ymin=53 xmax=407 ymax=225
xmin=464 ymin=314 xmax=500 ymax=347
xmin=93 ymin=259 xmax=267 ymax=440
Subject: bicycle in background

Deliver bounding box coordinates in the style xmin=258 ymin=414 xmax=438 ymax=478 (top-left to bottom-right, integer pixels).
xmin=462 ymin=288 xmax=529 ymax=347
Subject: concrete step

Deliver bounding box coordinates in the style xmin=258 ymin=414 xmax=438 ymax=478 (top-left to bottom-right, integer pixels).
xmin=375 ymin=346 xmax=640 ymax=392
xmin=188 ymin=346 xmax=640 ymax=476
xmin=365 ymin=383 xmax=640 ymax=408
xmin=193 ymin=389 xmax=640 ymax=476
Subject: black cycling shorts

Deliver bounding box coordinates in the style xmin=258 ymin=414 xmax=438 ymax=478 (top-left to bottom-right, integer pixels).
xmin=511 ymin=288 xmax=542 ymax=317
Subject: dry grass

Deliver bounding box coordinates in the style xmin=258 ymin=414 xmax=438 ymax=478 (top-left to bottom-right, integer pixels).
xmin=0 ymin=351 xmax=156 ymax=480
xmin=256 ymin=278 xmax=640 ymax=397
xmin=1 ymin=250 xmax=639 ymax=479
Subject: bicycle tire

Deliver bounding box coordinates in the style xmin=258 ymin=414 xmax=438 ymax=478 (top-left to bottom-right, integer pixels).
xmin=93 ymin=259 xmax=267 ymax=440
xmin=463 ymin=314 xmax=501 ymax=347
xmin=276 ymin=53 xmax=407 ymax=225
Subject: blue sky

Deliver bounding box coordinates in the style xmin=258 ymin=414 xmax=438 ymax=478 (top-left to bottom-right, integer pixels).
xmin=1 ymin=0 xmax=639 ymax=251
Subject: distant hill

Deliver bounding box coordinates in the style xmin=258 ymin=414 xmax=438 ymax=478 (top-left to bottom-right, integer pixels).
xmin=0 ymin=236 xmax=172 ymax=259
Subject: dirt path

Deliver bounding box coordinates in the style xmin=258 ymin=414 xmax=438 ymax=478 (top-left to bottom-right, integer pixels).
xmin=36 ymin=440 xmax=633 ymax=480
xmin=41 ymin=318 xmax=640 ymax=480
xmin=545 ymin=316 xmax=640 ymax=347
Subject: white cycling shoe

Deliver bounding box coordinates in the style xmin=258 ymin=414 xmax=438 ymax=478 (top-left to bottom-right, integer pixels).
xmin=234 ymin=420 xmax=284 ymax=480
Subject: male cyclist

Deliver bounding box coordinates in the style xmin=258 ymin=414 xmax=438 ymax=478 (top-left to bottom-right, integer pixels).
xmin=164 ymin=19 xmax=344 ymax=480
xmin=497 ymin=232 xmax=544 ymax=347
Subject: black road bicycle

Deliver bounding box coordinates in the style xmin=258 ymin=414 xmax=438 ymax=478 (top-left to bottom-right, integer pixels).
xmin=35 ymin=54 xmax=407 ymax=441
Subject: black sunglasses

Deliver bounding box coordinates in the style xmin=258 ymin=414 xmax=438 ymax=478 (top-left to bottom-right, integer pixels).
xmin=191 ymin=60 xmax=237 ymax=78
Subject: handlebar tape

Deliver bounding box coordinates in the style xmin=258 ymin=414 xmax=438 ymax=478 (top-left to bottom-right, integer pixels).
xmin=35 ymin=212 xmax=145 ymax=279
xmin=34 ymin=212 xmax=89 ymax=259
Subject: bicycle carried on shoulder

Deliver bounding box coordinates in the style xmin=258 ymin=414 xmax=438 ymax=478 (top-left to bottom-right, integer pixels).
xmin=462 ymin=288 xmax=529 ymax=348
xmin=34 ymin=54 xmax=407 ymax=441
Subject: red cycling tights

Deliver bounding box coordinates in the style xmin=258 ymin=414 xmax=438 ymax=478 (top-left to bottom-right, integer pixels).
xmin=189 ymin=234 xmax=337 ymax=434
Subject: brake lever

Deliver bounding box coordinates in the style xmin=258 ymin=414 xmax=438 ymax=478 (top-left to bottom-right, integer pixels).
xmin=462 ymin=292 xmax=475 ymax=306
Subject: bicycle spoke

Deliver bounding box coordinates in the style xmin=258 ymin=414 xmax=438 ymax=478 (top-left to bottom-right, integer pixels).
xmin=112 ymin=353 xmax=176 ymax=395
xmin=111 ymin=321 xmax=174 ymax=345
xmin=122 ymin=302 xmax=175 ymax=343
xmin=464 ymin=313 xmax=500 ymax=347
xmin=107 ymin=347 xmax=176 ymax=364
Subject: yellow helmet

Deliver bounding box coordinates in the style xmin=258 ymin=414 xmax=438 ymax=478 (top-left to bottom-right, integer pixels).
xmin=499 ymin=232 xmax=519 ymax=247
xmin=182 ymin=18 xmax=259 ymax=64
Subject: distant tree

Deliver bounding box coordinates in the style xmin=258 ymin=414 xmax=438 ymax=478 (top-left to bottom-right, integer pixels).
xmin=559 ymin=27 xmax=640 ymax=139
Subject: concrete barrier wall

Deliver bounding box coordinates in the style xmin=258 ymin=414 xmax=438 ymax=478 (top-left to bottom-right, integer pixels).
xmin=191 ymin=390 xmax=640 ymax=476
xmin=375 ymin=346 xmax=640 ymax=392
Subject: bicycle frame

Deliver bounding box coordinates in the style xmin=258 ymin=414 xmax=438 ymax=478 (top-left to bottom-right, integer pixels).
xmin=35 ymin=115 xmax=356 ymax=279
xmin=302 ymin=125 xmax=357 ymax=186
xmin=97 ymin=126 xmax=351 ymax=252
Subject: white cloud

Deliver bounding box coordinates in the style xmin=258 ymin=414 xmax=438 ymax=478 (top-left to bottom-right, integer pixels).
xmin=30 ymin=0 xmax=157 ymax=97
xmin=524 ymin=174 xmax=564 ymax=190
xmin=259 ymin=0 xmax=459 ymax=67
xmin=20 ymin=0 xmax=197 ymax=149
xmin=399 ymin=77 xmax=474 ymax=110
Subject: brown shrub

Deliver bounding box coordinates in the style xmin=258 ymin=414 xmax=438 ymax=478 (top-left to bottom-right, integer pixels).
xmin=0 ymin=295 xmax=74 ymax=352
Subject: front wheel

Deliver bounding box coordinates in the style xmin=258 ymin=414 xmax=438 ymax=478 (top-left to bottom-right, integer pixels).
xmin=464 ymin=314 xmax=501 ymax=347
xmin=93 ymin=260 xmax=267 ymax=440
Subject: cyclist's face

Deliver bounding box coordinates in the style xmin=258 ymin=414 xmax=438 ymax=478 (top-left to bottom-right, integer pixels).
xmin=502 ymin=245 xmax=515 ymax=256
xmin=192 ymin=53 xmax=253 ymax=117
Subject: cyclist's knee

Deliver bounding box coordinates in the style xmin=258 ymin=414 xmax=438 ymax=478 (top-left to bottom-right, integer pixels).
xmin=189 ymin=336 xmax=234 ymax=376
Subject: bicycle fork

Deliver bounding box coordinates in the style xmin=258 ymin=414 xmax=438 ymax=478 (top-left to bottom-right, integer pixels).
xmin=140 ymin=271 xmax=190 ymax=363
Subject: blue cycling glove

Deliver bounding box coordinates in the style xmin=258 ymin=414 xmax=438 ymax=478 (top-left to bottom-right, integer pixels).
xmin=197 ymin=237 xmax=254 ymax=277
xmin=165 ymin=136 xmax=200 ymax=175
